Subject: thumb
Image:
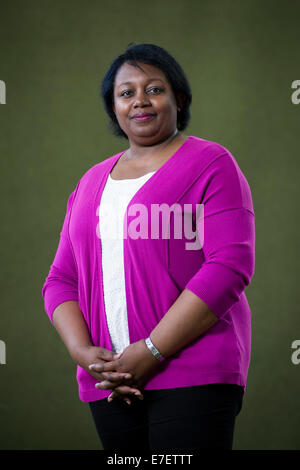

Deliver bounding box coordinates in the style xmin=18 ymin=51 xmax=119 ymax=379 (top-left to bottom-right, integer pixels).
xmin=113 ymin=352 xmax=123 ymax=359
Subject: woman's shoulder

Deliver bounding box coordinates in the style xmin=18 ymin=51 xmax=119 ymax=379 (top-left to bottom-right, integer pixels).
xmin=78 ymin=150 xmax=123 ymax=183
xmin=186 ymin=135 xmax=245 ymax=179
xmin=188 ymin=135 xmax=235 ymax=160
xmin=188 ymin=135 xmax=253 ymax=211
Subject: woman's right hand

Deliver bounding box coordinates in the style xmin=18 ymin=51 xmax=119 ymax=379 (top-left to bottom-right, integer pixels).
xmin=73 ymin=345 xmax=144 ymax=405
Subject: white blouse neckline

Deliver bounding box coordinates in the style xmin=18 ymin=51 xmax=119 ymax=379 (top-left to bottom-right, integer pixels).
xmin=108 ymin=171 xmax=156 ymax=182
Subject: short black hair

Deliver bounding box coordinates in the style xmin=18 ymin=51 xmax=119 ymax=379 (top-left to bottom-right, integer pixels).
xmin=100 ymin=42 xmax=192 ymax=139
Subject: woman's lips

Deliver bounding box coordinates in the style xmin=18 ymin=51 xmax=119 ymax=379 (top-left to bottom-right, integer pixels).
xmin=132 ymin=114 xmax=156 ymax=121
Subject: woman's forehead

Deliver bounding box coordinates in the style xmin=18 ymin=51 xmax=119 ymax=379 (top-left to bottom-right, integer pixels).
xmin=114 ymin=62 xmax=168 ymax=86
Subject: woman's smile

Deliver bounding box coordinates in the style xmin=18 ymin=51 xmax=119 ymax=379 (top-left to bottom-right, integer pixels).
xmin=132 ymin=113 xmax=156 ymax=122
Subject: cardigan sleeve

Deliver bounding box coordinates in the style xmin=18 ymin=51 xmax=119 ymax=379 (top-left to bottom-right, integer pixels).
xmin=184 ymin=152 xmax=255 ymax=320
xmin=41 ymin=182 xmax=80 ymax=325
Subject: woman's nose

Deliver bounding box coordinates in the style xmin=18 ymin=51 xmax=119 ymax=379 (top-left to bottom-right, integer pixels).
xmin=133 ymin=90 xmax=150 ymax=106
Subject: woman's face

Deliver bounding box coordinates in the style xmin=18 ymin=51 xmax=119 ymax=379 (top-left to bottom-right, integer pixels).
xmin=112 ymin=61 xmax=182 ymax=145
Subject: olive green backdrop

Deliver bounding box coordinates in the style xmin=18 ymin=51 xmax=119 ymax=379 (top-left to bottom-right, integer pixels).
xmin=0 ymin=0 xmax=299 ymax=450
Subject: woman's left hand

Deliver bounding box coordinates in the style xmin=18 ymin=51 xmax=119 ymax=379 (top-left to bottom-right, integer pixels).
xmin=89 ymin=339 xmax=162 ymax=400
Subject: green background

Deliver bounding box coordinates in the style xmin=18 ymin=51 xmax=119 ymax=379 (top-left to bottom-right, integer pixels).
xmin=1 ymin=0 xmax=299 ymax=450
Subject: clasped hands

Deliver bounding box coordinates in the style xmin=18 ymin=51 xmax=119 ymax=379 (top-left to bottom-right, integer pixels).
xmin=88 ymin=338 xmax=161 ymax=405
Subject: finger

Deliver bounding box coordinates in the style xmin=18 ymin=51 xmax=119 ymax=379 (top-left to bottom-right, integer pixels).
xmin=113 ymin=352 xmax=123 ymax=359
xmin=107 ymin=391 xmax=117 ymax=403
xmin=89 ymin=371 xmax=131 ymax=386
xmin=95 ymin=380 xmax=116 ymax=390
xmin=95 ymin=381 xmax=144 ymax=400
xmin=107 ymin=390 xmax=118 ymax=402
xmin=101 ymin=372 xmax=132 ymax=382
xmin=90 ymin=371 xmax=131 ymax=382
xmin=108 ymin=390 xmax=132 ymax=406
xmin=98 ymin=349 xmax=123 ymax=361
xmin=107 ymin=390 xmax=130 ymax=405
xmin=89 ymin=360 xmax=119 ymax=373
xmin=95 ymin=379 xmax=131 ymax=390
xmin=88 ymin=370 xmax=111 ymax=382
xmin=112 ymin=385 xmax=144 ymax=399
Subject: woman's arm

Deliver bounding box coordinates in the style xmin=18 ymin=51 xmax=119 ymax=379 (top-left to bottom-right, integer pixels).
xmin=52 ymin=300 xmax=93 ymax=358
xmin=42 ymin=185 xmax=142 ymax=402
xmin=147 ymin=289 xmax=218 ymax=358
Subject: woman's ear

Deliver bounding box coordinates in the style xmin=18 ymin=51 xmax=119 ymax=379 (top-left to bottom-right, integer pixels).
xmin=176 ymin=91 xmax=185 ymax=112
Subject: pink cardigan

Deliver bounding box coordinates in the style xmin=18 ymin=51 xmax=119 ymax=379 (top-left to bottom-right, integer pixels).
xmin=42 ymin=135 xmax=255 ymax=402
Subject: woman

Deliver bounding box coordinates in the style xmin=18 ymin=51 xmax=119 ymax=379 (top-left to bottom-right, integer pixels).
xmin=42 ymin=43 xmax=255 ymax=450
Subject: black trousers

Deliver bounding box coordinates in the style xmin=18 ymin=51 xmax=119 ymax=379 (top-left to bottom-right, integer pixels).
xmin=88 ymin=383 xmax=244 ymax=451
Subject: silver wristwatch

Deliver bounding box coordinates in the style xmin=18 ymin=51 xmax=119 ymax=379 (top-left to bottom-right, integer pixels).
xmin=145 ymin=336 xmax=164 ymax=361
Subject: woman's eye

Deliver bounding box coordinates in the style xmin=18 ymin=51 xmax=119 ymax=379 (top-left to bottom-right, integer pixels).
xmin=120 ymin=87 xmax=163 ymax=97
xmin=148 ymin=87 xmax=163 ymax=94
xmin=120 ymin=90 xmax=132 ymax=97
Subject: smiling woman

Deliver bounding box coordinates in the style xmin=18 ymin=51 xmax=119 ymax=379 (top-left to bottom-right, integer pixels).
xmin=42 ymin=42 xmax=255 ymax=451
xmin=111 ymin=62 xmax=181 ymax=147
xmin=101 ymin=43 xmax=191 ymax=142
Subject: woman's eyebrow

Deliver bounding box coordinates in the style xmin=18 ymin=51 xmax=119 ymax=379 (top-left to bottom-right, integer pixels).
xmin=117 ymin=78 xmax=165 ymax=87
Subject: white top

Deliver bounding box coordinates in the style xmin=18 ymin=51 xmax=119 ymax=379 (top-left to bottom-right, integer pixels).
xmin=98 ymin=170 xmax=156 ymax=353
